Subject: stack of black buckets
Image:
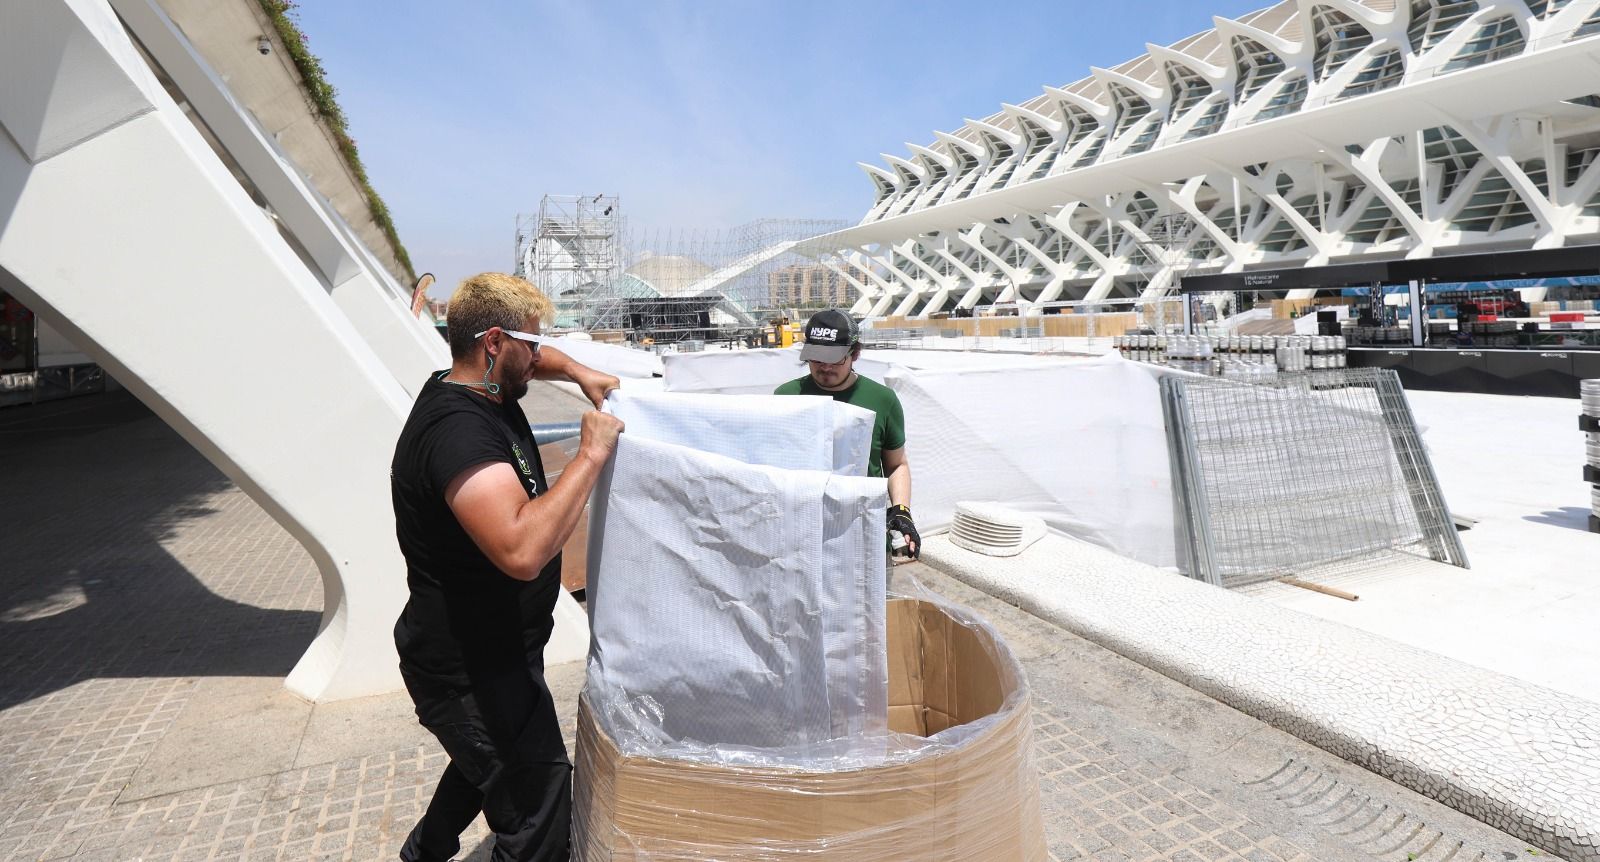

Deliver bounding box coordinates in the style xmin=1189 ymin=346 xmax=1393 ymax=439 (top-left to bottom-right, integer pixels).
xmin=1585 ymin=379 xmax=1600 ymax=533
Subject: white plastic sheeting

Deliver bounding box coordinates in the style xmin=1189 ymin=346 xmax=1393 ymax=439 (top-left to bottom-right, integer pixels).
xmin=585 ymin=393 xmax=889 ymax=760
xmin=660 ymin=346 xmax=1088 ymax=396
xmin=886 ymin=355 xmax=1177 ymax=568
xmin=660 ymin=349 xmax=1178 ymax=567
xmin=547 ymin=336 xmax=664 ymax=379
xmin=662 ymin=347 xmax=894 ymax=395
xmin=604 ymin=390 xmax=875 ymax=476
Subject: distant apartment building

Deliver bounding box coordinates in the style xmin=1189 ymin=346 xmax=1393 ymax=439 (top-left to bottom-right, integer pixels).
xmin=767 ymin=263 xmax=861 ymax=309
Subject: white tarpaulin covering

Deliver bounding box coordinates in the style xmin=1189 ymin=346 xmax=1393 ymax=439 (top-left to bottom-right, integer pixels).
xmin=662 ymin=347 xmax=894 ymax=395
xmin=660 ymin=349 xmax=1177 ymax=567
xmin=604 ymin=390 xmax=874 ymax=476
xmin=547 ymin=335 xmax=664 ymax=379
xmin=660 ymin=346 xmax=1083 ymax=396
xmin=585 ymin=393 xmax=888 ymax=761
xmin=887 ymin=355 xmax=1177 ymax=568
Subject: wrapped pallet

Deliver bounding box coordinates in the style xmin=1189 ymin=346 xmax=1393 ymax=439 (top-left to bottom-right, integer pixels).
xmin=586 ymin=393 xmax=888 ymax=753
xmin=574 ymin=597 xmax=1044 ymax=861
xmin=578 ymin=391 xmax=1044 ymax=860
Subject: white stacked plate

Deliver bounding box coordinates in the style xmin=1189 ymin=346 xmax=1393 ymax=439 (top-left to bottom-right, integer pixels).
xmin=1592 ymin=484 xmax=1600 ymax=518
xmin=1583 ymin=378 xmax=1600 ymax=417
xmin=949 ymin=501 xmax=1047 ymax=558
xmin=1590 ymin=432 xmax=1600 ymax=467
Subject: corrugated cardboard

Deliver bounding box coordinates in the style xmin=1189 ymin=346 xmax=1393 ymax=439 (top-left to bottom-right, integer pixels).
xmin=573 ymin=598 xmax=1045 ymax=861
xmin=537 ymin=439 xmax=590 ymax=592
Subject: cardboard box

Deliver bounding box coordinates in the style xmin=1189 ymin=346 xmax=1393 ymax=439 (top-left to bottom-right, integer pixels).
xmin=573 ymin=598 xmax=1045 ymax=861
xmin=537 ymin=438 xmax=590 ymax=592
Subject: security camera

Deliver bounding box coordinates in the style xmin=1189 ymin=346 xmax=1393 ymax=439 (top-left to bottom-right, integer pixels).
xmin=257 ymin=36 xmax=271 ymax=55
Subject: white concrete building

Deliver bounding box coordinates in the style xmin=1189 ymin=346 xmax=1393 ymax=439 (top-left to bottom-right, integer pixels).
xmin=820 ymin=0 xmax=1600 ymax=318
xmin=0 ymin=0 xmax=588 ymax=702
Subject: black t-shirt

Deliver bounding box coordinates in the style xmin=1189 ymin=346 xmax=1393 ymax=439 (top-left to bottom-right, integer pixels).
xmin=391 ymin=373 xmax=561 ymax=690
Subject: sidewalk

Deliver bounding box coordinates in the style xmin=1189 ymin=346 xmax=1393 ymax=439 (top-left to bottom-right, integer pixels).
xmin=0 ymin=390 xmax=1556 ymax=861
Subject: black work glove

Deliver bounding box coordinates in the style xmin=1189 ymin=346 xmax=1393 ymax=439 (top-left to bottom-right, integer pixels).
xmin=887 ymin=504 xmax=920 ymax=560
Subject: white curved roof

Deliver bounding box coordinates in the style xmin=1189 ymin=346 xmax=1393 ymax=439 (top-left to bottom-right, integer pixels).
xmin=859 ymin=0 xmax=1600 ymax=223
xmin=622 ymin=254 xmax=714 ymax=297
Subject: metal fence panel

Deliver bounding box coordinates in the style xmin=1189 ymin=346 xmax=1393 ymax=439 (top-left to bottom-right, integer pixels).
xmin=1161 ymin=368 xmax=1467 ymax=588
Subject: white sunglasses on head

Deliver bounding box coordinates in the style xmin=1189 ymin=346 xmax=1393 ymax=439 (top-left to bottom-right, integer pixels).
xmin=474 ymin=329 xmax=546 ymax=350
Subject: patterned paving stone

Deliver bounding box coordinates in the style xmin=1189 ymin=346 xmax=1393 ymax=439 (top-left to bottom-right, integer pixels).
xmin=0 ymin=392 xmax=1570 ymax=861
xmin=926 ymin=530 xmax=1596 ymax=861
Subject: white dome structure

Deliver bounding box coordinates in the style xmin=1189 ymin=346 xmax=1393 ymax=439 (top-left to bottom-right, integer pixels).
xmin=617 ymin=254 xmax=715 ymax=298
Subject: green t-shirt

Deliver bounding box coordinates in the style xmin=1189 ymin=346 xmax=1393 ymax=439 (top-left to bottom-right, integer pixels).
xmin=774 ymin=373 xmax=906 ymax=478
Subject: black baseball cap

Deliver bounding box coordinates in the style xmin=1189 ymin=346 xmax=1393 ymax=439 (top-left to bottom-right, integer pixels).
xmin=799 ymin=309 xmax=859 ymax=364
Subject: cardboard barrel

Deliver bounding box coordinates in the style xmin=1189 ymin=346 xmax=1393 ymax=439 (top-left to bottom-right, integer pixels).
xmin=573 ymin=598 xmax=1045 ymax=861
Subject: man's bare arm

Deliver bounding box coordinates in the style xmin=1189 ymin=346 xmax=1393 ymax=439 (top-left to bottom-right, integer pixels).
xmin=530 ymin=345 xmax=620 ymax=409
xmin=882 ymin=446 xmax=912 ymax=509
xmin=445 ymin=411 xmax=623 ymax=580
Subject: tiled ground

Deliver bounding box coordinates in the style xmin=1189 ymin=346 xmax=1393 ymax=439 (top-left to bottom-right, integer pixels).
xmin=0 ymin=390 xmax=1556 ymax=861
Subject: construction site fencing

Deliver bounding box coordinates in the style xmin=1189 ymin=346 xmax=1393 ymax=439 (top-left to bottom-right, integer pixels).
xmin=1160 ymin=368 xmax=1467 ymax=588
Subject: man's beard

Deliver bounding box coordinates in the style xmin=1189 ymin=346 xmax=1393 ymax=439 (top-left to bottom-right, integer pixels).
xmin=498 ymin=355 xmax=532 ymax=402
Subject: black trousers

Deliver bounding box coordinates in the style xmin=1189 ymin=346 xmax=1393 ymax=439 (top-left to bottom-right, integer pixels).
xmin=399 ymin=665 xmax=572 ymax=862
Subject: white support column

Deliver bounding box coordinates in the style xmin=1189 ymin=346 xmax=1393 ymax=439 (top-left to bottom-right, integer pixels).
xmin=819 ymin=257 xmax=875 ymax=315
xmin=1042 ymin=206 xmax=1117 ymax=277
xmin=844 ymin=250 xmax=893 ymax=316
xmin=949 ymin=226 xmax=1002 ymax=309
xmin=894 ymin=239 xmax=960 ymax=317
xmin=1444 ymin=113 xmax=1562 ymax=244
xmin=963 ymin=232 xmax=1028 ymax=304
xmin=1219 ymin=162 xmax=1337 ymax=261
xmin=1042 ymin=206 xmax=1124 ymax=301
xmin=931 ymin=236 xmax=987 ymax=310
xmin=880 ymin=246 xmax=929 ymax=317
xmin=1164 ymin=179 xmax=1246 ymax=263
xmin=853 ymin=250 xmax=905 ymax=318
xmin=1316 ymin=136 xmax=1436 ymax=252
xmin=0 ymin=0 xmax=585 ymax=702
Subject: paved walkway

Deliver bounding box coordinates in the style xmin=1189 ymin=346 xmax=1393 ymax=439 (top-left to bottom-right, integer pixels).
xmin=0 ymin=390 xmax=1559 ymax=861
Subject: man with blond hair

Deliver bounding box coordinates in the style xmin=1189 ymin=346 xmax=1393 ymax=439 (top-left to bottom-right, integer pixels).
xmin=391 ymin=273 xmax=622 ymax=862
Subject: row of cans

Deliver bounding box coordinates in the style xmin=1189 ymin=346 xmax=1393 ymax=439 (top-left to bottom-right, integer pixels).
xmin=1115 ymin=334 xmax=1348 ymax=373
xmin=1115 ymin=333 xmax=1347 ymax=352
xmin=1584 ymin=379 xmax=1599 ymax=527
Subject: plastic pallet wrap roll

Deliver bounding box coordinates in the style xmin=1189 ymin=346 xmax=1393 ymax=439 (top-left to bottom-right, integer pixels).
xmin=574 ymin=598 xmax=1046 ymax=862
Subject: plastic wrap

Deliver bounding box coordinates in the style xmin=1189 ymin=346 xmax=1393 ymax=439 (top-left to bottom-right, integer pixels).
xmin=604 ymin=390 xmax=874 ymax=476
xmin=658 ymin=345 xmax=1081 ymax=395
xmin=585 ymin=434 xmax=887 ymax=758
xmin=886 ymin=354 xmax=1178 ymax=568
xmin=586 ymin=392 xmax=888 ymax=760
xmin=572 ymin=595 xmax=1045 ymax=862
xmin=546 ymin=335 xmax=665 ymax=379
xmin=661 ymin=347 xmax=896 ymax=395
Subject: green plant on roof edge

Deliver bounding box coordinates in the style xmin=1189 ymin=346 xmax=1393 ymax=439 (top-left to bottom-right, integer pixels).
xmin=257 ymin=0 xmax=416 ymax=282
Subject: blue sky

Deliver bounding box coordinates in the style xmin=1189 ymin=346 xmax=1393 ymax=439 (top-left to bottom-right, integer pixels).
xmin=291 ymin=1 xmax=1269 ymax=296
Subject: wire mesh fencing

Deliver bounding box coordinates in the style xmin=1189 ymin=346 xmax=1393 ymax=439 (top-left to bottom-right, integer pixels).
xmin=1161 ymin=368 xmax=1467 ymax=588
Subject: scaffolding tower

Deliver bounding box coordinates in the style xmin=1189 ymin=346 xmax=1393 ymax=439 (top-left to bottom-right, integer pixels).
xmin=607 ymin=218 xmax=851 ymax=340
xmin=514 ymin=199 xmax=850 ymax=337
xmin=515 ymin=194 xmax=622 ymax=329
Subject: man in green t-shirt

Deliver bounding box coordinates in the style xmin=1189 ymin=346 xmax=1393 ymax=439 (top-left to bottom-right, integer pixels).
xmin=775 ymin=309 xmax=919 ymax=558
